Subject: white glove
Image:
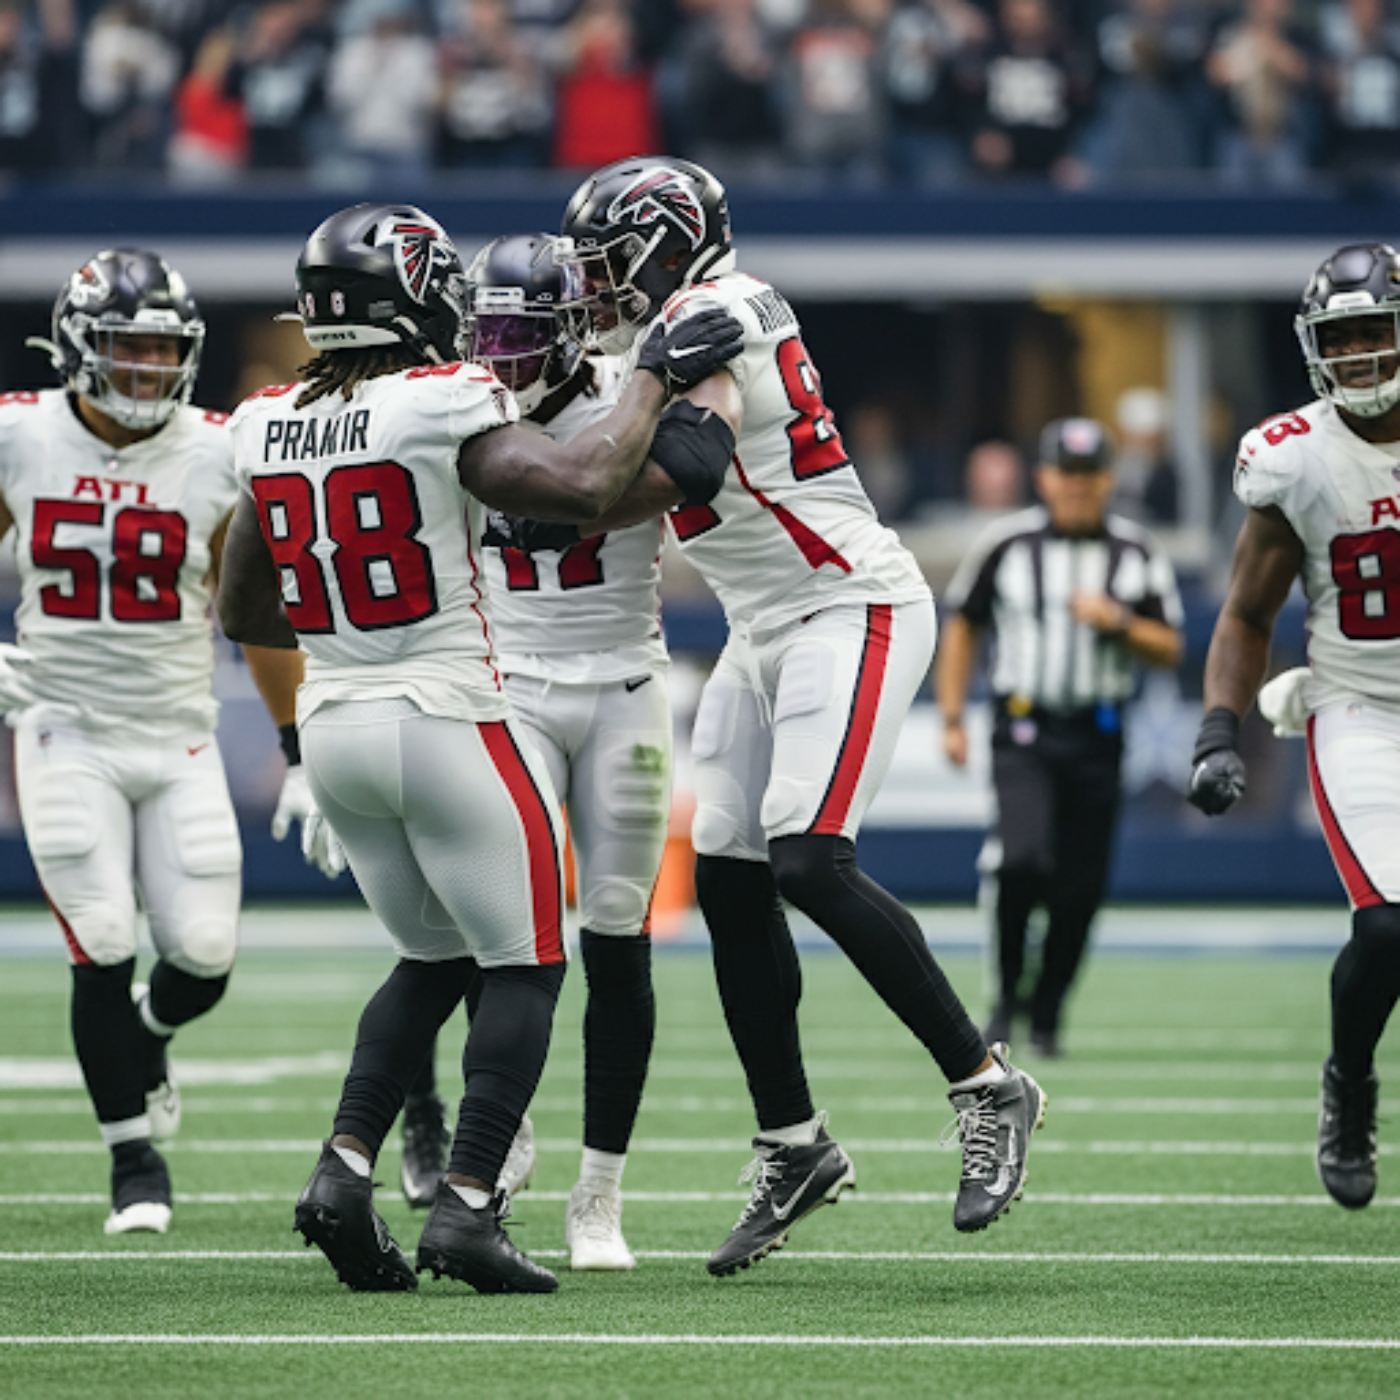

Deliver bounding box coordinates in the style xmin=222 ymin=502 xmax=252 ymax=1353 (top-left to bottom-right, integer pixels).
xmin=1258 ymin=666 xmax=1311 ymax=738
xmin=272 ymin=765 xmax=347 ymax=879
xmin=0 ymin=643 xmax=37 ymax=712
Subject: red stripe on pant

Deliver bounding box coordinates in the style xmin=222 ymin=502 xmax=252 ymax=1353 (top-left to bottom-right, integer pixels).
xmin=809 ymin=603 xmax=894 ymax=836
xmin=480 ymin=720 xmax=566 ymax=963
xmin=44 ymin=886 xmax=92 ymax=965
xmin=1306 ymin=715 xmax=1383 ymax=908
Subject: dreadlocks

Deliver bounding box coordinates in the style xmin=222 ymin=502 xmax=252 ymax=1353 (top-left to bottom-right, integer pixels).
xmin=295 ymin=345 xmax=425 ymax=410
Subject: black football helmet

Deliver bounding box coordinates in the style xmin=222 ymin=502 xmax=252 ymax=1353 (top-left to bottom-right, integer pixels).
xmin=292 ymin=203 xmax=468 ymax=363
xmin=30 ymin=248 xmax=205 ymax=430
xmin=463 ymin=234 xmax=588 ymax=414
xmin=556 ymin=156 xmax=734 ymax=353
xmin=1296 ymin=242 xmax=1400 ymax=418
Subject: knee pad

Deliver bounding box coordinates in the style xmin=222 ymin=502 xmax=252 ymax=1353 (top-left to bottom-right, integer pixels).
xmin=580 ymin=877 xmax=651 ymax=937
xmin=1352 ymin=903 xmax=1400 ymax=958
xmin=162 ymin=919 xmax=238 ymax=978
xmin=58 ymin=908 xmax=138 ymax=967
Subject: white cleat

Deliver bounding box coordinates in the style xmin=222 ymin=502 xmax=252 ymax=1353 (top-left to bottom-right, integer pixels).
xmin=566 ymin=1178 xmax=636 ymax=1271
xmin=104 ymin=1200 xmax=172 ymax=1235
xmin=497 ymin=1113 xmax=536 ymax=1199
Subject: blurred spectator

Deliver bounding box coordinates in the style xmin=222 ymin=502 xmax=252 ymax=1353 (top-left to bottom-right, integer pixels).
xmin=325 ymin=0 xmax=437 ymax=182
xmin=1112 ymin=385 xmax=1179 ymax=524
xmin=229 ymin=0 xmax=332 ymax=172
xmin=964 ymin=437 xmax=1026 ymax=511
xmin=551 ymin=0 xmax=660 ymax=170
xmin=0 ymin=0 xmax=82 ymax=177
xmin=1082 ymin=0 xmax=1206 ymax=184
xmin=960 ymin=0 xmax=1096 ymax=187
xmin=81 ymin=0 xmax=181 ymax=170
xmin=1317 ymin=0 xmax=1400 ymax=195
xmin=882 ymin=0 xmax=986 ymax=187
xmin=438 ymin=0 xmax=551 ymax=168
xmin=778 ymin=0 xmax=889 ymax=182
xmin=848 ymin=400 xmax=915 ymax=519
xmin=676 ymin=0 xmax=783 ymax=181
xmin=1205 ymin=0 xmax=1315 ymax=188
xmin=168 ymin=25 xmax=246 ymax=182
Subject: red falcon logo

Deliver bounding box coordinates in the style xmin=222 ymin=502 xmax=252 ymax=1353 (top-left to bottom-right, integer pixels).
xmin=378 ymin=214 xmax=454 ymax=304
xmin=606 ymin=169 xmax=706 ymax=250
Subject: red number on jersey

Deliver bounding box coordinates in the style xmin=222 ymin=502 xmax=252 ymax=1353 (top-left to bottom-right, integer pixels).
xmin=1331 ymin=529 xmax=1400 ymax=639
xmin=33 ymin=501 xmax=188 ymax=622
xmin=670 ymin=503 xmax=721 ymax=541
xmin=324 ymin=463 xmax=437 ymax=629
xmin=1260 ymin=412 xmax=1311 ymax=447
xmin=32 ymin=500 xmax=103 ymax=618
xmin=501 ymin=547 xmax=538 ymax=591
xmin=498 ymin=536 xmax=608 ymax=592
xmin=252 ymin=474 xmax=333 ymax=632
xmin=110 ymin=510 xmax=187 ymax=622
xmin=776 ymin=337 xmax=848 ymax=480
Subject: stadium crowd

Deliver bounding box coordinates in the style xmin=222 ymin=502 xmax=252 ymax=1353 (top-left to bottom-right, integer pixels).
xmin=0 ymin=0 xmax=1397 ymax=192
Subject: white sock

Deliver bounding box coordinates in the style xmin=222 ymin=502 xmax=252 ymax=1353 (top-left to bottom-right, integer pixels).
xmin=137 ymin=996 xmax=177 ymax=1041
xmin=758 ymin=1115 xmax=822 ymax=1147
xmin=579 ymin=1148 xmax=626 ymax=1187
xmin=451 ymin=1183 xmax=493 ymax=1210
xmin=332 ymin=1145 xmax=371 ymax=1178
xmin=949 ymin=1060 xmax=1009 ymax=1093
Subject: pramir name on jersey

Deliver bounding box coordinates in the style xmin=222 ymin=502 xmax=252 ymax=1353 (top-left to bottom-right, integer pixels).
xmin=263 ymin=409 xmax=370 ymax=462
xmin=746 ymin=288 xmax=796 ymax=335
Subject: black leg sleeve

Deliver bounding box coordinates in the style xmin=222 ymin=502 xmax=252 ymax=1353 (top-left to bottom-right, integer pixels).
xmin=581 ymin=929 xmax=655 ymax=1155
xmin=148 ymin=960 xmax=229 ymax=1029
xmin=770 ymin=833 xmax=987 ymax=1083
xmin=695 ymin=853 xmax=814 ymax=1133
xmin=71 ymin=958 xmax=146 ymax=1126
xmin=1332 ymin=903 xmax=1400 ymax=1079
xmin=450 ymin=963 xmax=566 ymax=1185
xmin=333 ymin=957 xmax=474 ymax=1157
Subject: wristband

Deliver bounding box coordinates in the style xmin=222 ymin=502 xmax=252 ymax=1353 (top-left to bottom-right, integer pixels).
xmin=1191 ymin=706 xmax=1239 ymax=764
xmin=279 ymin=721 xmax=301 ymax=766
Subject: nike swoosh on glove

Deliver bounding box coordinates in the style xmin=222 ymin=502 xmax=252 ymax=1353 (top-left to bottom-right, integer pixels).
xmin=0 ymin=642 xmax=36 ymax=712
xmin=272 ymin=765 xmax=347 ymax=879
xmin=636 ymin=307 xmax=745 ymax=395
xmin=1257 ymin=666 xmax=1310 ymax=738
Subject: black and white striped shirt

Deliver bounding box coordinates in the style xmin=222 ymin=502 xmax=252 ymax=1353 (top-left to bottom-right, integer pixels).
xmin=944 ymin=507 xmax=1183 ymax=711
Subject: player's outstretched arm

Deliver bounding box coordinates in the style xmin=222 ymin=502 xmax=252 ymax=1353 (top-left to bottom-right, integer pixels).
xmin=1188 ymin=504 xmax=1303 ymax=815
xmin=216 ymin=493 xmax=299 ymax=649
xmin=459 ymin=307 xmax=743 ymax=522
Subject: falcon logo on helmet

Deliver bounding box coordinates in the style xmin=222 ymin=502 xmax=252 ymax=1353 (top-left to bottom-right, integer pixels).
xmin=606 ymin=170 xmax=706 ymax=251
xmin=379 ymin=214 xmax=454 ymax=304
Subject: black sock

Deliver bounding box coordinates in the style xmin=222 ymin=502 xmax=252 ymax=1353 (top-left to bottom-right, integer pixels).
xmin=449 ymin=963 xmax=565 ymax=1186
xmin=695 ymin=854 xmax=814 ymax=1132
xmin=1332 ymin=904 xmax=1400 ymax=1079
xmin=581 ymin=929 xmax=655 ymax=1154
xmin=71 ymin=959 xmax=145 ymax=1125
xmin=333 ymin=957 xmax=474 ymax=1157
xmin=770 ymin=834 xmax=986 ymax=1083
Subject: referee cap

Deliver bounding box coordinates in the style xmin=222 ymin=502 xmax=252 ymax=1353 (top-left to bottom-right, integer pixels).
xmin=1039 ymin=417 xmax=1111 ymax=472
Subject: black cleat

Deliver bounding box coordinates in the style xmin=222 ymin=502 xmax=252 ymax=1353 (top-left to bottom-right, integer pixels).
xmin=947 ymin=1044 xmax=1047 ymax=1233
xmin=400 ymin=1092 xmax=450 ymax=1210
xmin=1317 ymin=1057 xmax=1379 ymax=1210
xmin=293 ymin=1143 xmax=417 ymax=1292
xmin=416 ymin=1183 xmax=558 ymax=1294
xmin=707 ymin=1119 xmax=856 ymax=1278
xmin=105 ymin=1141 xmax=172 ymax=1235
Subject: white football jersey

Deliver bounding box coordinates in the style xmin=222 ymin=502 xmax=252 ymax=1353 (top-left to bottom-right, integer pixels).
xmin=229 ymin=363 xmax=519 ymax=722
xmin=480 ymin=355 xmax=666 ymax=684
xmin=0 ymin=388 xmax=236 ymax=729
xmin=1234 ymin=398 xmax=1400 ymax=709
xmin=638 ymin=272 xmax=930 ymax=635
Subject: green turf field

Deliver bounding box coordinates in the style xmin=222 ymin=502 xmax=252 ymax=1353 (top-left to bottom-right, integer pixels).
xmin=2 ymin=925 xmax=1398 ymax=1398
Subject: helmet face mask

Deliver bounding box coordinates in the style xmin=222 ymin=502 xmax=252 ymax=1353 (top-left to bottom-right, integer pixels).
xmin=463 ymin=234 xmax=588 ymax=413
xmin=46 ymin=250 xmax=205 ymax=430
xmin=556 ymin=157 xmax=734 ymax=354
xmin=1295 ymin=243 xmax=1400 ymax=419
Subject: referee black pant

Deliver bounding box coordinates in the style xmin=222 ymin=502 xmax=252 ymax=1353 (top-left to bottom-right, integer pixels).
xmin=991 ymin=707 xmax=1123 ymax=1035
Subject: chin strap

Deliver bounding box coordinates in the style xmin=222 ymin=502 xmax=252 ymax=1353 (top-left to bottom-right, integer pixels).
xmin=390 ymin=315 xmax=445 ymax=365
xmin=24 ymin=336 xmax=63 ymax=373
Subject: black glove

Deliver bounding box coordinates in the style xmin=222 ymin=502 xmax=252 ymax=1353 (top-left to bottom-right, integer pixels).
xmin=637 ymin=306 xmax=745 ymax=396
xmin=1187 ymin=706 xmax=1246 ymax=815
xmin=482 ymin=511 xmax=580 ymax=553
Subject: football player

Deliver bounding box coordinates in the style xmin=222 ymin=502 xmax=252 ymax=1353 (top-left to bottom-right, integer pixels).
xmin=396 ymin=233 xmax=694 ymax=1271
xmin=552 ymin=156 xmax=1048 ymax=1276
xmin=0 ymin=248 xmax=336 ymax=1236
xmin=1190 ymin=241 xmax=1400 ymax=1212
xmin=216 ymin=202 xmax=741 ymax=1294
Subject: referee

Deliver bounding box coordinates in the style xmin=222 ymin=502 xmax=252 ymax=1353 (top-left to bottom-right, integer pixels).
xmin=935 ymin=418 xmax=1184 ymax=1055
